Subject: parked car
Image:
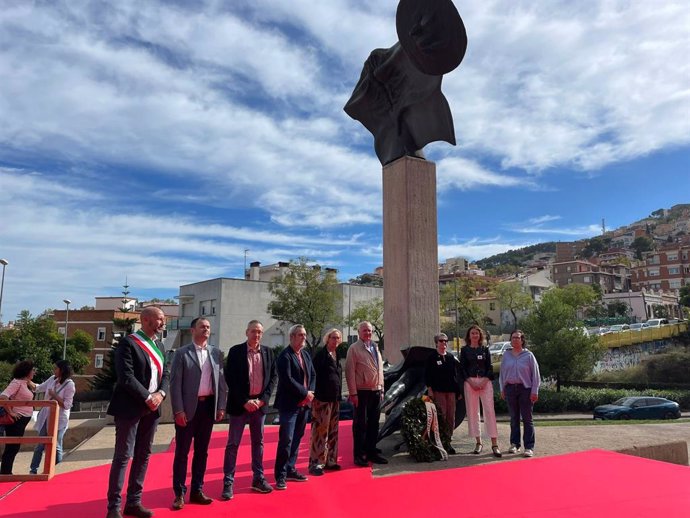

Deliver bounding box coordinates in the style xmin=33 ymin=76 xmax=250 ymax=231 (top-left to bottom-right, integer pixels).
xmin=489 ymin=341 xmax=511 ymax=359
xmin=646 ymin=318 xmax=669 ymax=327
xmin=593 ymin=397 xmax=681 ymax=420
xmin=629 ymin=323 xmax=649 ymax=332
xmin=608 ymin=324 xmax=630 ymax=333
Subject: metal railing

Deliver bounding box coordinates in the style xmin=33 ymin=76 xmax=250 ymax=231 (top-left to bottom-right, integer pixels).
xmin=599 ymin=322 xmax=688 ymax=348
xmin=0 ymin=399 xmax=59 ymax=481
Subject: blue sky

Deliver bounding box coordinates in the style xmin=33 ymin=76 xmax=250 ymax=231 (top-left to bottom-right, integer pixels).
xmin=0 ymin=0 xmax=688 ymax=321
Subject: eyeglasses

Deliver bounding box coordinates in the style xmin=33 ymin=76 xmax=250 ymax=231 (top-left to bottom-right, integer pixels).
xmin=511 ymin=336 xmax=523 ymax=340
xmin=438 ymin=339 xmax=448 ymax=343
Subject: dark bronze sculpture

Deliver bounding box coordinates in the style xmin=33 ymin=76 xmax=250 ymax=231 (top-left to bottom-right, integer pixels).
xmin=344 ymin=0 xmax=468 ymax=165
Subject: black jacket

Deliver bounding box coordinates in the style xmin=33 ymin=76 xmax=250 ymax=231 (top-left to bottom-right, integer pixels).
xmin=313 ymin=347 xmax=342 ymax=402
xmin=459 ymin=345 xmax=494 ymax=381
xmin=224 ymin=342 xmax=277 ymax=416
xmin=424 ymin=351 xmax=461 ymax=394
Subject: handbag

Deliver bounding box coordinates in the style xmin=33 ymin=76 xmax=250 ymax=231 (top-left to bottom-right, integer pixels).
xmin=0 ymin=406 xmax=18 ymax=425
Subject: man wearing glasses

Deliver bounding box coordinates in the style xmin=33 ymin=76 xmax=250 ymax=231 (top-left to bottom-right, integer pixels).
xmin=424 ymin=333 xmax=462 ymax=453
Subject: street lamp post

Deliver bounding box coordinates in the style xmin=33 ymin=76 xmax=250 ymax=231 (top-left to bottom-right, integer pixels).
xmin=62 ymin=299 xmax=71 ymax=360
xmin=0 ymin=259 xmax=8 ymax=326
xmin=453 ymin=266 xmax=460 ymax=352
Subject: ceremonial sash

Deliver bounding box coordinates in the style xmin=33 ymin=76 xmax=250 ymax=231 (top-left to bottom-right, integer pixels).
xmin=129 ymin=330 xmax=165 ymax=381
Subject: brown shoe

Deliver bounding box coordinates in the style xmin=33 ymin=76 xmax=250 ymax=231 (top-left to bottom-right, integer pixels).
xmin=189 ymin=491 xmax=213 ymax=505
xmin=172 ymin=496 xmax=184 ymax=511
xmin=106 ymin=511 xmax=123 ymax=518
xmin=123 ymin=503 xmax=153 ymax=518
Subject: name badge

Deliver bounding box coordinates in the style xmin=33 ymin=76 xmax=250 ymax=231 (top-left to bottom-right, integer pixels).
xmin=437 ymin=360 xmax=443 ymax=365
xmin=477 ymin=355 xmax=483 ymax=360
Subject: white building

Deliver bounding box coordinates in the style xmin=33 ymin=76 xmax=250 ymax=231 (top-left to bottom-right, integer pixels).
xmin=171 ymin=274 xmax=383 ymax=352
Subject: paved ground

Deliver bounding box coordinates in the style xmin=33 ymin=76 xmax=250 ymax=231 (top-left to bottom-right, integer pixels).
xmin=5 ymin=414 xmax=690 ymax=477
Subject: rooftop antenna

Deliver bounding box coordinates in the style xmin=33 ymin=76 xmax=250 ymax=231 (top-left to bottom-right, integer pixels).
xmin=601 ymin=218 xmax=606 ymax=234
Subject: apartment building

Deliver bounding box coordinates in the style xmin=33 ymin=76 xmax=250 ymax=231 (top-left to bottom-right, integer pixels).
xmin=551 ymin=259 xmax=629 ymax=294
xmin=631 ymin=244 xmax=690 ymax=292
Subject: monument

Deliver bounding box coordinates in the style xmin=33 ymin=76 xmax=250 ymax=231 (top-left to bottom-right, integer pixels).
xmin=344 ymin=0 xmax=467 ymax=363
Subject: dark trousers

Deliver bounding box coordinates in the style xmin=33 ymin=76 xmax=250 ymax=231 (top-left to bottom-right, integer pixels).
xmin=107 ymin=411 xmax=159 ymax=511
xmin=0 ymin=415 xmax=31 ymax=474
xmin=505 ymin=383 xmax=535 ymax=449
xmin=223 ymin=409 xmax=266 ymax=485
xmin=172 ymin=398 xmax=215 ymax=497
xmin=352 ymin=389 xmax=381 ymax=460
xmin=274 ymin=406 xmax=310 ymax=482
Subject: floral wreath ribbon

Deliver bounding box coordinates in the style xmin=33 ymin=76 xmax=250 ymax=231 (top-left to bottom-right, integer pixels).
xmin=422 ymin=395 xmax=448 ymax=461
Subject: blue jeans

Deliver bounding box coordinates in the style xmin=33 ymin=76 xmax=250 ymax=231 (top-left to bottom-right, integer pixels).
xmin=30 ymin=423 xmax=67 ymax=473
xmin=274 ymin=407 xmax=310 ymax=482
xmin=504 ymin=383 xmax=535 ymax=449
xmin=223 ymin=410 xmax=266 ymax=485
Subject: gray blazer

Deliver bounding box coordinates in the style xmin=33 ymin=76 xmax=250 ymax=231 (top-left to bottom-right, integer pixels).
xmin=170 ymin=342 xmax=228 ymax=419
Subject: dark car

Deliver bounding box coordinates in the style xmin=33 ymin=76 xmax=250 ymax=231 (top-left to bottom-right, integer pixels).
xmin=593 ymin=397 xmax=681 ymax=420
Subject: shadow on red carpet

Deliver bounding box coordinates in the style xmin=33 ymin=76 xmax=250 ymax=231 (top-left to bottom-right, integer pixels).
xmin=1 ymin=423 xmax=689 ymax=518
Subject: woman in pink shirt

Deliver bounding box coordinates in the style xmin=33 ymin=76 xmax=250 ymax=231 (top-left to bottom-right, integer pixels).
xmin=0 ymin=360 xmax=36 ymax=474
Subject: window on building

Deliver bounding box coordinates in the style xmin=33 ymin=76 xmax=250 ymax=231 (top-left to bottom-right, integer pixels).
xmin=668 ymin=267 xmax=680 ymax=275
xmin=489 ymin=302 xmax=496 ymax=311
xmin=583 ymin=276 xmax=591 ymax=283
xmin=566 ymin=266 xmax=571 ymax=272
xmin=95 ymin=354 xmax=104 ymax=369
xmin=199 ymin=299 xmax=217 ymax=316
xmin=97 ymin=327 xmax=106 ymax=341
xmin=58 ymin=327 xmax=65 ymax=335
xmin=648 ymin=269 xmax=660 ymax=276
xmin=667 ymin=253 xmax=678 ymax=261
xmin=669 ymin=279 xmax=681 ymax=289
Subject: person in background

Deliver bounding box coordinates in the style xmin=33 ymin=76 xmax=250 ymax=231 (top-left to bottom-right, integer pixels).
xmin=460 ymin=325 xmax=502 ymax=458
xmin=499 ymin=329 xmax=541 ymax=458
xmin=0 ymin=360 xmax=36 ymax=474
xmin=424 ymin=332 xmax=462 ymax=454
xmin=308 ymin=328 xmax=343 ymax=476
xmin=29 ymin=360 xmax=75 ymax=474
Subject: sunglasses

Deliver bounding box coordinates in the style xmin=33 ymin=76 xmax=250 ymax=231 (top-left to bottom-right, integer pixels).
xmin=438 ymin=339 xmax=448 ymax=343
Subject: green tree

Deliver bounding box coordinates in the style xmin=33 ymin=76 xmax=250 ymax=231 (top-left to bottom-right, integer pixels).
xmin=345 ymin=298 xmax=384 ymax=350
xmin=679 ymin=286 xmax=690 ymax=308
xmin=494 ymin=281 xmax=533 ymax=331
xmin=439 ymin=277 xmax=485 ymax=337
xmin=522 ymin=288 xmax=604 ymax=391
xmin=631 ymin=236 xmax=654 ymax=260
xmin=268 ymin=258 xmax=340 ymax=350
xmin=606 ymin=301 xmax=629 ymax=318
xmin=348 ymin=273 xmax=383 ymax=287
xmin=652 ymin=304 xmax=669 ymax=318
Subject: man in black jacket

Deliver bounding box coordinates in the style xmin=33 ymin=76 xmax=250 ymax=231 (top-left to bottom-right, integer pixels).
xmin=221 ymin=320 xmax=276 ymax=500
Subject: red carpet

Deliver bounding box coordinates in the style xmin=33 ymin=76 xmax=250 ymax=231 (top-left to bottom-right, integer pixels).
xmin=1 ymin=423 xmax=689 ymax=517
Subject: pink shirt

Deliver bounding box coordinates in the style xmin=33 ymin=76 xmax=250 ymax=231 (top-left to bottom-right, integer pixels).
xmin=1 ymin=378 xmax=34 ymax=417
xmin=247 ymin=346 xmax=264 ymax=396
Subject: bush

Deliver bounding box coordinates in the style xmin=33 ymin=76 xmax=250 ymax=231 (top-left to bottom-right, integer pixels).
xmin=497 ymin=386 xmax=690 ymax=412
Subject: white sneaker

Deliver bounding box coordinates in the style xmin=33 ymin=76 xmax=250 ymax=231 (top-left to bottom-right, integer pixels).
xmin=524 ymin=449 xmax=534 ymax=457
xmin=508 ymin=444 xmax=519 ymax=454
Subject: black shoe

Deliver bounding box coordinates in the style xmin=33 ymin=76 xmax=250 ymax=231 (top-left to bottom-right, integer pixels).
xmin=275 ymin=479 xmax=287 ymax=490
xmin=367 ymin=453 xmax=388 ymax=464
xmin=189 ymin=491 xmax=212 ymax=505
xmin=354 ymin=456 xmax=369 ymax=467
xmin=324 ymin=463 xmax=342 ymax=471
xmin=447 ymin=446 xmax=457 ymax=455
xmin=123 ymin=504 xmax=154 ymax=518
xmin=492 ymin=445 xmax=503 ymax=458
xmin=286 ymin=471 xmax=308 ymax=482
xmin=106 ymin=511 xmax=123 ymax=518
xmin=473 ymin=443 xmax=483 ymax=454
xmin=172 ymin=496 xmax=184 ymax=511
xmin=221 ymin=484 xmax=233 ymax=501
xmin=251 ymin=479 xmax=273 ymax=493
xmin=308 ymin=465 xmax=324 ymax=476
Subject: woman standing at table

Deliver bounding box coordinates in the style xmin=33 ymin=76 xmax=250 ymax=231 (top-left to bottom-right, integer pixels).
xmin=0 ymin=360 xmax=36 ymax=474
xmin=29 ymin=360 xmax=75 ymax=474
xmin=460 ymin=325 xmax=502 ymax=457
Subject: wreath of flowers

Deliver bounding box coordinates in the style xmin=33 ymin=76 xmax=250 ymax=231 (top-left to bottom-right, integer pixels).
xmin=400 ymin=396 xmax=453 ymax=462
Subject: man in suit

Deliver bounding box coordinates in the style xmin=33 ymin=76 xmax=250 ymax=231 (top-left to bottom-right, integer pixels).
xmin=345 ymin=321 xmax=387 ymax=467
xmin=170 ymin=317 xmax=228 ymax=511
xmin=106 ymin=306 xmax=170 ymax=518
xmin=221 ymin=320 xmax=277 ymax=500
xmin=273 ymin=324 xmax=315 ymax=490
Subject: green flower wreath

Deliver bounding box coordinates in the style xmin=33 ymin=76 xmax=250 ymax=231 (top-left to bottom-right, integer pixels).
xmin=400 ymin=397 xmax=453 ymax=462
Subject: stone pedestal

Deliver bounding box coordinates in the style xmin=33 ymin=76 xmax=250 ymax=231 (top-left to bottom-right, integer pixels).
xmin=382 ymin=156 xmax=440 ymax=365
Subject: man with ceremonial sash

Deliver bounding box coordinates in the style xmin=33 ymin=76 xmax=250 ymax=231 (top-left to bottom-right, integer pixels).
xmin=106 ymin=306 xmax=170 ymax=518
